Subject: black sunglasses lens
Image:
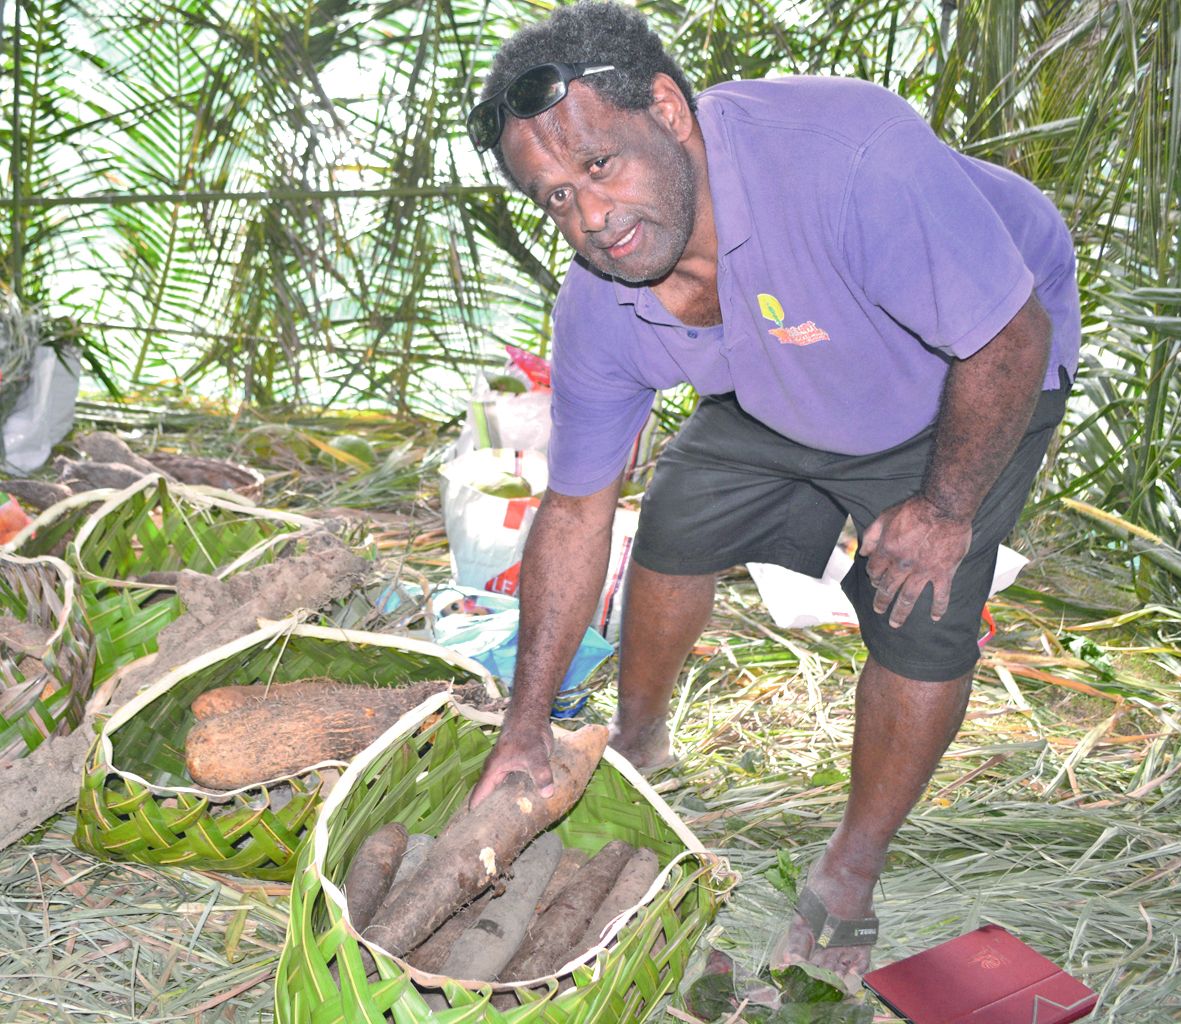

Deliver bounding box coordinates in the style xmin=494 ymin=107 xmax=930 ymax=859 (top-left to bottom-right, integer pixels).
xmin=505 ymin=64 xmax=567 ymax=117
xmin=467 ymin=101 xmax=502 ymax=150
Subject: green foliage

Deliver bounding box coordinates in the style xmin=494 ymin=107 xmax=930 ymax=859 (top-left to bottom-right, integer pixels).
xmin=764 ymin=849 xmax=802 ymax=899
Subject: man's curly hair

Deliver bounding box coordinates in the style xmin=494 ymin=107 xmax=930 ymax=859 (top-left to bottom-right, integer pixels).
xmin=477 ymin=1 xmax=696 ymax=184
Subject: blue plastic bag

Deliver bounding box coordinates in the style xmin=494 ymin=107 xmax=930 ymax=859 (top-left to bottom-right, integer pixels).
xmin=377 ymin=583 xmax=613 ymax=718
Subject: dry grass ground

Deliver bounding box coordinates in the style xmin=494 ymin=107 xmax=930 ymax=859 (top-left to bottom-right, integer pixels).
xmin=1 ymin=407 xmax=1177 ymax=1022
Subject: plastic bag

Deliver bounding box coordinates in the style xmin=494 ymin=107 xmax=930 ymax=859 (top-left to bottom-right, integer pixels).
xmin=438 ymin=448 xmax=638 ymax=639
xmin=1 ymin=346 xmax=80 ymax=473
xmin=377 ymin=582 xmax=612 ymax=718
xmin=748 ymin=543 xmax=1030 ymax=630
xmin=450 ymin=347 xmax=661 ymax=488
xmin=438 ymin=447 xmax=546 ymax=595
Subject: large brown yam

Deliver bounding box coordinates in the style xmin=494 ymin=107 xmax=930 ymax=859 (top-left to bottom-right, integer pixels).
xmin=497 ymin=839 xmax=635 ymax=982
xmin=144 ymin=452 xmax=261 ymax=498
xmin=440 ymin=832 xmax=564 ymax=982
xmin=397 ymin=832 xmax=435 ymax=882
xmin=362 ymin=723 xmax=609 ymax=956
xmin=577 ymin=847 xmax=661 ymax=949
xmin=190 ymin=677 xmax=444 ymax=721
xmin=342 ymin=822 xmax=408 ymax=932
xmin=190 ymin=677 xmax=489 ymax=722
xmin=184 ymin=681 xmax=462 ymax=789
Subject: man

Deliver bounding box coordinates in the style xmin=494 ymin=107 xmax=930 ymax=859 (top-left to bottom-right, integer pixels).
xmin=465 ymin=0 xmax=1080 ymax=990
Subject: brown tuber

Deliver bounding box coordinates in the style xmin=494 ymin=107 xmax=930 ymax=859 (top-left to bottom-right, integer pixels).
xmin=184 ymin=679 xmax=474 ymax=789
xmin=496 ymin=838 xmax=635 ymax=982
xmin=341 ymin=821 xmax=407 ymax=932
xmin=362 ymin=723 xmax=609 ymax=957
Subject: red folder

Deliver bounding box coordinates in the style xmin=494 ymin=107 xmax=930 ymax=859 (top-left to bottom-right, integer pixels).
xmin=862 ymin=924 xmax=1097 ymax=1023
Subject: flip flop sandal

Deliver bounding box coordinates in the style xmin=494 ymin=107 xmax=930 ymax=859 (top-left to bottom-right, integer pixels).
xmin=795 ymin=885 xmax=879 ymax=950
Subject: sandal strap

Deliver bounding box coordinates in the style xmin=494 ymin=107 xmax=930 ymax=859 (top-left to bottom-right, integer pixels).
xmin=795 ymin=885 xmax=879 ymax=949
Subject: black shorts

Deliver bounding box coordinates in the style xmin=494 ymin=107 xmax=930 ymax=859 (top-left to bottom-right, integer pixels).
xmin=632 ymin=378 xmax=1069 ymax=681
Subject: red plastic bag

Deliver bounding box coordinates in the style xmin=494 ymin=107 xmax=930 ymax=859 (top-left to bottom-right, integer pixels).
xmin=0 ymin=493 xmax=33 ymax=545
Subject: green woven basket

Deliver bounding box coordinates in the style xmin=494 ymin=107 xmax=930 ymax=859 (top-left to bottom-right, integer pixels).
xmin=69 ymin=475 xmax=318 ymax=682
xmin=0 ymin=552 xmax=96 ymax=764
xmin=275 ymin=698 xmax=736 ymax=1023
xmin=74 ymin=619 xmax=496 ymax=880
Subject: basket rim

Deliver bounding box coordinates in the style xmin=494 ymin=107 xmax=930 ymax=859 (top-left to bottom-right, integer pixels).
xmin=0 ymin=551 xmax=81 ymax=655
xmin=0 ymin=488 xmax=116 ymax=554
xmin=92 ymin=617 xmax=498 ymax=801
xmin=71 ymin=475 xmax=320 ymax=585
xmin=311 ymin=697 xmax=728 ymax=990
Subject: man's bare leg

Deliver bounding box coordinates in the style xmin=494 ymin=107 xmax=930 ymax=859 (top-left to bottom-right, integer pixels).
xmin=608 ymin=562 xmax=716 ymax=768
xmin=772 ymin=657 xmax=972 ymax=988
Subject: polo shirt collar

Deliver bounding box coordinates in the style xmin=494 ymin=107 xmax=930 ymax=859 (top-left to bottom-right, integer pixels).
xmin=612 ymin=89 xmax=753 ymax=313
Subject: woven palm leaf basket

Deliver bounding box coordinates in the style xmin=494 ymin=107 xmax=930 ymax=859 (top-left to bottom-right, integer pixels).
xmin=274 ymin=696 xmax=736 ymax=1024
xmin=69 ymin=475 xmax=317 ymax=682
xmin=0 ymin=552 xmax=96 ymax=764
xmin=74 ymin=619 xmax=496 ymax=880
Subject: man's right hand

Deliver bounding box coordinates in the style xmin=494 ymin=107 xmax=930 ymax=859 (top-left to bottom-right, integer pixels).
xmin=469 ymin=720 xmax=555 ymax=808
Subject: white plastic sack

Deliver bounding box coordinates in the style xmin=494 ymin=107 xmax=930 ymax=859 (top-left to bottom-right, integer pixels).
xmin=451 ymin=354 xmax=662 ymax=487
xmin=453 ymin=371 xmax=553 ymax=458
xmin=748 ymin=543 xmax=1030 ymax=630
xmin=439 ymin=448 xmax=548 ymax=596
xmin=2 ymin=346 xmax=80 ymax=473
xmin=439 ymin=448 xmax=638 ymax=639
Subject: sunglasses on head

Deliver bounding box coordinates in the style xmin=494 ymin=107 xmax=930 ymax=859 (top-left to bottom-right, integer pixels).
xmin=467 ymin=62 xmax=615 ymax=152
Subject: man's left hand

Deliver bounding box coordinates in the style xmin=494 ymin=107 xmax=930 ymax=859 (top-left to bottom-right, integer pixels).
xmin=860 ymin=496 xmax=973 ymax=628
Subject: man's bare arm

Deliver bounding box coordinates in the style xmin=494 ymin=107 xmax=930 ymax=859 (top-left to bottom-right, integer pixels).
xmin=861 ymin=294 xmax=1053 ymax=628
xmin=469 ymin=476 xmax=622 ymax=806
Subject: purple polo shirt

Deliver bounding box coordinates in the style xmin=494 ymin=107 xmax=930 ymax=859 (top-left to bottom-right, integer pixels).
xmin=547 ymin=77 xmax=1080 ymax=496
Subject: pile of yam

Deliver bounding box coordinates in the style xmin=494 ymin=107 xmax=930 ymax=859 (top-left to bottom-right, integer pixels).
xmin=183 ymin=676 xmax=491 ymax=790
xmin=335 ymin=724 xmax=664 ymax=1003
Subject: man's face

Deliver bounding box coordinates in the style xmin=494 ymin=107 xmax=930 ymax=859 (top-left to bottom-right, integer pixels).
xmin=500 ymin=82 xmax=697 ymax=284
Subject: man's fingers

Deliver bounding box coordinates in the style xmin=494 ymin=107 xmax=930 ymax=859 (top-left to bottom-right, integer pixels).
xmin=470 ymin=749 xmax=555 ymax=808
xmin=469 ymin=769 xmax=503 ymax=809
xmin=533 ymin=758 xmax=555 ymax=798
xmin=871 ymin=572 xmax=903 ymax=615
xmin=887 ymin=578 xmax=927 ymax=628
xmin=930 ymin=578 xmax=952 ymax=621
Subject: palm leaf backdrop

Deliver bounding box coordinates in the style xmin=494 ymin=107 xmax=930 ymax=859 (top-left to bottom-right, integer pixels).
xmin=1 ymin=1 xmax=1177 ymax=555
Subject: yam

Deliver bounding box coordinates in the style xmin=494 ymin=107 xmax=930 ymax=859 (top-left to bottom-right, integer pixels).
xmin=496 ymin=838 xmax=635 ymax=982
xmin=405 ymin=891 xmax=494 ymax=974
xmin=397 ymin=831 xmax=435 ymax=881
xmin=332 ymin=832 xmax=434 ymax=986
xmin=190 ymin=676 xmax=444 ymax=721
xmin=341 ymin=822 xmax=407 ymax=931
xmin=362 ymin=723 xmax=608 ymax=956
xmin=535 ymin=846 xmax=589 ymax=915
xmin=439 ymin=832 xmax=563 ymax=982
xmin=576 ymin=847 xmax=661 ymax=950
xmin=184 ymin=679 xmax=484 ymax=788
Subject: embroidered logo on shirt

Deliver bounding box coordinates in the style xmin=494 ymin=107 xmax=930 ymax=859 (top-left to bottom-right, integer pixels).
xmin=757 ymin=292 xmax=830 ymax=346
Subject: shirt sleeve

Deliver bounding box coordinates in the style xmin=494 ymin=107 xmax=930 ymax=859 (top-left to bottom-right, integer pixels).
xmin=840 ymin=115 xmax=1034 ymax=359
xmin=546 ymin=282 xmax=656 ymax=497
